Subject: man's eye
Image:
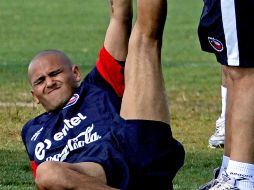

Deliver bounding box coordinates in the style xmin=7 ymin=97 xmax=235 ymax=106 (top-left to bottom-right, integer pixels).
xmin=50 ymin=69 xmax=62 ymax=77
xmin=33 ymin=79 xmax=44 ymax=86
xmin=51 ymin=72 xmax=59 ymax=76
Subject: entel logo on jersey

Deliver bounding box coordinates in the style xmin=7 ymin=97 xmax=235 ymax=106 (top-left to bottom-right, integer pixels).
xmin=208 ymin=37 xmax=224 ymax=52
xmin=63 ymin=93 xmax=79 ymax=109
xmin=46 ymin=124 xmax=101 ymax=162
xmin=35 ymin=124 xmax=101 ymax=161
xmin=54 ymin=113 xmax=87 ymax=141
xmin=34 ymin=112 xmax=101 ymax=161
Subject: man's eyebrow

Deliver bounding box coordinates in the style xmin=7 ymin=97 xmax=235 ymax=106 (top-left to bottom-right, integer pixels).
xmin=31 ymin=65 xmax=65 ymax=86
xmin=32 ymin=75 xmax=45 ymax=86
xmin=48 ymin=67 xmax=63 ymax=76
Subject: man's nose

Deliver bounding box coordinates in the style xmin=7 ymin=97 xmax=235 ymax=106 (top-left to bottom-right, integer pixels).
xmin=46 ymin=77 xmax=55 ymax=87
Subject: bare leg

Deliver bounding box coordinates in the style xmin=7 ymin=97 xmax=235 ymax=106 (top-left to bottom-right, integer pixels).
xmin=221 ymin=66 xmax=227 ymax=87
xmin=104 ymin=0 xmax=133 ymax=61
xmin=225 ymin=66 xmax=254 ymax=163
xmin=120 ymin=0 xmax=169 ymax=124
xmin=223 ymin=65 xmax=232 ymax=157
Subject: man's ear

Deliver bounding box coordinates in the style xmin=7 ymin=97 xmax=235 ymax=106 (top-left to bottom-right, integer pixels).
xmin=72 ymin=65 xmax=81 ymax=82
xmin=31 ymin=90 xmax=40 ymax=104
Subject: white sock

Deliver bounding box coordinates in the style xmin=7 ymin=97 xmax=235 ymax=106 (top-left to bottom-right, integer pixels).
xmin=227 ymin=160 xmax=254 ymax=189
xmin=218 ymin=155 xmax=229 ymax=177
xmin=220 ymin=85 xmax=227 ymax=119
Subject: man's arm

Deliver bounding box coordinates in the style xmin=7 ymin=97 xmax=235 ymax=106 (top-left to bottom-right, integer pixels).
xmin=35 ymin=161 xmax=118 ymax=190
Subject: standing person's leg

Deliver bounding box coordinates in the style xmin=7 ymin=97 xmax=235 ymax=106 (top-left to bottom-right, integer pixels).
xmin=208 ymin=68 xmax=254 ymax=190
xmin=198 ymin=0 xmax=254 ymax=188
xmin=120 ymin=0 xmax=169 ymax=124
xmin=208 ymin=0 xmax=254 ymax=188
xmin=223 ymin=65 xmax=232 ymax=158
xmin=222 ymin=67 xmax=254 ymax=189
xmin=225 ymin=67 xmax=254 ymax=163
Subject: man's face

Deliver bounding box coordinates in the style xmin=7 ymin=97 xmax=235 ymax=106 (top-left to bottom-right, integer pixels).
xmin=28 ymin=53 xmax=81 ymax=112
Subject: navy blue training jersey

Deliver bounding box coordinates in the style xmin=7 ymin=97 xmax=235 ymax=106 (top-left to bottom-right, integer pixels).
xmin=22 ymin=67 xmax=121 ymax=165
xmin=22 ymin=47 xmax=125 ymax=176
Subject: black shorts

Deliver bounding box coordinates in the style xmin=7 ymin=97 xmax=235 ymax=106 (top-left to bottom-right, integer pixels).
xmin=72 ymin=118 xmax=185 ymax=190
xmin=198 ymin=0 xmax=254 ymax=67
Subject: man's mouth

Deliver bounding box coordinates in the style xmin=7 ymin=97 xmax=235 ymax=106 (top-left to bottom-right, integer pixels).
xmin=47 ymin=86 xmax=61 ymax=94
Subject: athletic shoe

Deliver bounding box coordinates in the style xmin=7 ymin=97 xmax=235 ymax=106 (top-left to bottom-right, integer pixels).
xmin=208 ymin=171 xmax=240 ymax=190
xmin=197 ymin=167 xmax=220 ymax=190
xmin=208 ymin=116 xmax=225 ymax=148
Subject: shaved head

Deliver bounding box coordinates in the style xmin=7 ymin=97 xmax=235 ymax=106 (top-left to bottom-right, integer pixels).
xmin=27 ymin=50 xmax=81 ymax=112
xmin=28 ymin=50 xmax=73 ymax=84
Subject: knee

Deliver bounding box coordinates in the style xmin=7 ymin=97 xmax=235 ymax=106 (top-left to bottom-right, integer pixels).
xmin=35 ymin=161 xmax=60 ymax=187
xmin=135 ymin=0 xmax=167 ymax=39
xmin=225 ymin=66 xmax=254 ymax=82
xmin=110 ymin=0 xmax=133 ymax=23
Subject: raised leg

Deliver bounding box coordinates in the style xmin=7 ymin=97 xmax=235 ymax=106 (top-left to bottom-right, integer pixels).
xmin=104 ymin=0 xmax=133 ymax=61
xmin=120 ymin=0 xmax=169 ymax=124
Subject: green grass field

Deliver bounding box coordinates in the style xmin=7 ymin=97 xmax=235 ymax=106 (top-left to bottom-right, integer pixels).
xmin=0 ymin=0 xmax=224 ymax=189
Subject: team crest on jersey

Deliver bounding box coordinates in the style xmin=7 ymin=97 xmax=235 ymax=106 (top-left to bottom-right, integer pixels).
xmin=63 ymin=94 xmax=79 ymax=109
xmin=208 ymin=37 xmax=224 ymax=52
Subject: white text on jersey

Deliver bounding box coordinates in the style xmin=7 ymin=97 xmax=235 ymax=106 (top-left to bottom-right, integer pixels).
xmin=54 ymin=113 xmax=87 ymax=141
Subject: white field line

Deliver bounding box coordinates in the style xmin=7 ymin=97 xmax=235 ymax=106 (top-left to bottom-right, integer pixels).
xmin=0 ymin=63 xmax=218 ymax=108
xmin=0 ymin=102 xmax=36 ymax=107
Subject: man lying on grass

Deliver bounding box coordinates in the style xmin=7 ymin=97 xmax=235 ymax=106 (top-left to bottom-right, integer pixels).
xmin=22 ymin=0 xmax=184 ymax=189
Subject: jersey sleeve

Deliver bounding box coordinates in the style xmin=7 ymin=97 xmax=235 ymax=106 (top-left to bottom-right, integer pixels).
xmin=95 ymin=47 xmax=125 ymax=97
xmin=21 ymin=120 xmax=38 ymax=179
